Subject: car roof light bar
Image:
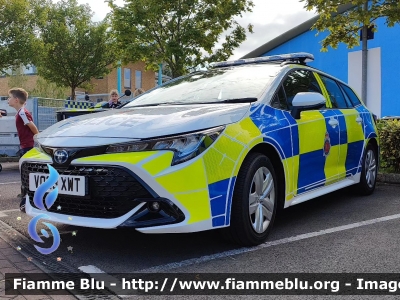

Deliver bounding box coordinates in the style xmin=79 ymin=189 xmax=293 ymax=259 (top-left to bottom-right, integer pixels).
xmin=212 ymin=52 xmax=314 ymax=68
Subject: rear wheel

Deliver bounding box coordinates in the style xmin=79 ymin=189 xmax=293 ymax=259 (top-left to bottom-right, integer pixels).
xmin=221 ymin=153 xmax=278 ymax=246
xmin=354 ymin=143 xmax=377 ymax=195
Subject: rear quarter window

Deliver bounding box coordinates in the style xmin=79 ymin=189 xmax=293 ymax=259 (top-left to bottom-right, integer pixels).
xmin=339 ymin=83 xmax=362 ymax=107
xmin=319 ymin=75 xmax=349 ymax=109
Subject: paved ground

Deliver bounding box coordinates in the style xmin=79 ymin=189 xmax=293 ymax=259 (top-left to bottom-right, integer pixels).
xmin=0 ymin=235 xmax=76 ymax=299
xmin=1 ymin=163 xmax=400 ymax=299
xmin=0 ymin=162 xmax=76 ymax=299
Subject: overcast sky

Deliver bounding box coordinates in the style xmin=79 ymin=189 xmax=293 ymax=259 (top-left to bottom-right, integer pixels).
xmin=75 ymin=0 xmax=317 ymax=59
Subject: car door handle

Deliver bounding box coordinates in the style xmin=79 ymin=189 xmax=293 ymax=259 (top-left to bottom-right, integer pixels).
xmin=328 ymin=118 xmax=339 ymax=128
xmin=356 ymin=116 xmax=363 ymax=124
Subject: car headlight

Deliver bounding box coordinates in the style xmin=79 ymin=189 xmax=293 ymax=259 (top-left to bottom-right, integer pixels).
xmin=106 ymin=126 xmax=225 ymax=165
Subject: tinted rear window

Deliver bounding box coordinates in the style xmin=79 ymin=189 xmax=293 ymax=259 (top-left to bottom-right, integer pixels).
xmin=339 ymin=83 xmax=361 ymax=106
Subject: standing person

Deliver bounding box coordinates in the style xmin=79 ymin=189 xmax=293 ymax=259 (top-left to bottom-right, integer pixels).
xmin=2 ymin=88 xmax=38 ymax=211
xmin=108 ymin=89 xmax=121 ymax=108
xmin=5 ymin=88 xmax=39 ymax=157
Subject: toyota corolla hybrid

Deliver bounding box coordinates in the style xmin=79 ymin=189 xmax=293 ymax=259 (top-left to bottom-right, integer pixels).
xmin=20 ymin=53 xmax=378 ymax=246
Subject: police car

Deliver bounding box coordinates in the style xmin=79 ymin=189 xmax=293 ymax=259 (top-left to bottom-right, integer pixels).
xmin=20 ymin=53 xmax=378 ymax=246
xmin=55 ymin=90 xmax=133 ymax=122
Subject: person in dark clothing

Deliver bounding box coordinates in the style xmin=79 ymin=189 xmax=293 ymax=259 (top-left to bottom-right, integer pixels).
xmin=108 ymin=89 xmax=121 ymax=108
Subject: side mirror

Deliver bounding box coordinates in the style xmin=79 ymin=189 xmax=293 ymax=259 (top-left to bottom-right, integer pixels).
xmin=84 ymin=95 xmax=90 ymax=101
xmin=0 ymin=109 xmax=7 ymax=116
xmin=124 ymin=90 xmax=132 ymax=96
xmin=291 ymin=92 xmax=326 ymax=119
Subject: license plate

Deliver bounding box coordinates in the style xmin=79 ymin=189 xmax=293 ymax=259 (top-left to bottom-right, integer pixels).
xmin=29 ymin=173 xmax=86 ymax=196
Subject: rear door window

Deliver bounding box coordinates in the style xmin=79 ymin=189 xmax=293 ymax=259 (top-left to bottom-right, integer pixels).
xmin=339 ymin=83 xmax=362 ymax=107
xmin=319 ymin=75 xmax=350 ymax=109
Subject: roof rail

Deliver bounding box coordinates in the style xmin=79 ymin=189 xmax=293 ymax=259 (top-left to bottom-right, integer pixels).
xmin=212 ymin=52 xmax=314 ymax=68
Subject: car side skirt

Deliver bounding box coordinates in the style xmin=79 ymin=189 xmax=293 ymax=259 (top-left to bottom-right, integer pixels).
xmin=286 ymin=173 xmax=361 ymax=208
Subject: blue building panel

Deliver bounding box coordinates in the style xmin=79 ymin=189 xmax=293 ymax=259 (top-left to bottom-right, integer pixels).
xmin=262 ymin=18 xmax=400 ymax=117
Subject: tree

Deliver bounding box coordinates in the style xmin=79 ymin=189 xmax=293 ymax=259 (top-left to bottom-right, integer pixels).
xmin=36 ymin=0 xmax=118 ymax=99
xmin=301 ymin=1 xmax=400 ymax=103
xmin=0 ymin=0 xmax=42 ymax=74
xmin=7 ymin=66 xmax=28 ymax=89
xmin=30 ymin=77 xmax=69 ymax=99
xmin=301 ymin=1 xmax=400 ymax=51
xmin=109 ymin=0 xmax=254 ymax=78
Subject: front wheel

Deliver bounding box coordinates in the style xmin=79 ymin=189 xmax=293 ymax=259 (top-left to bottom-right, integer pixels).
xmin=221 ymin=153 xmax=278 ymax=246
xmin=354 ymin=143 xmax=378 ymax=195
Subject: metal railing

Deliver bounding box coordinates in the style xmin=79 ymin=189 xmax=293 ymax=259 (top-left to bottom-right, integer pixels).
xmin=0 ymin=94 xmax=138 ymax=156
xmin=33 ymin=98 xmax=95 ymax=131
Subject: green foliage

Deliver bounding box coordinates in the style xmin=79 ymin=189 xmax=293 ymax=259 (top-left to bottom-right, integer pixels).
xmin=35 ymin=0 xmax=118 ymax=99
xmin=0 ymin=0 xmax=43 ymax=73
xmin=300 ymin=1 xmax=400 ymax=51
xmin=7 ymin=66 xmax=28 ymax=89
xmin=108 ymin=0 xmax=254 ymax=78
xmin=30 ymin=77 xmax=69 ymax=99
xmin=377 ymin=119 xmax=400 ymax=173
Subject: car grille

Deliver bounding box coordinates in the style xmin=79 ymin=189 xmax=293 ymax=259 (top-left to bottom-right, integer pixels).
xmin=21 ymin=162 xmax=155 ymax=219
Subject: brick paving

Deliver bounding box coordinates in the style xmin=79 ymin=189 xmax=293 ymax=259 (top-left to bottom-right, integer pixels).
xmin=0 ymin=235 xmax=76 ymax=300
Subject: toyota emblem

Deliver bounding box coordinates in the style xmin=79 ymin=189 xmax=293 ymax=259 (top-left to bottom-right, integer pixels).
xmin=54 ymin=149 xmax=69 ymax=164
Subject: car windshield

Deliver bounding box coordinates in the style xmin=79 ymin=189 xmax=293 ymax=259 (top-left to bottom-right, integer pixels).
xmin=125 ymin=64 xmax=281 ymax=107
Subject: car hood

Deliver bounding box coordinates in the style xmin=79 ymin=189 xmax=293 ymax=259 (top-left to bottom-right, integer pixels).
xmin=38 ymin=103 xmax=250 ymax=147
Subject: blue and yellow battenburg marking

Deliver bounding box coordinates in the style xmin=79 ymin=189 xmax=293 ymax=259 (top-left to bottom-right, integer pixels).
xmin=23 ymin=98 xmax=378 ymax=232
xmin=64 ymin=100 xmax=93 ymax=109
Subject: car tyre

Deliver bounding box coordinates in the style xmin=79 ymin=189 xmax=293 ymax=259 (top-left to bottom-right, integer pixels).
xmin=354 ymin=143 xmax=378 ymax=196
xmin=221 ymin=153 xmax=278 ymax=246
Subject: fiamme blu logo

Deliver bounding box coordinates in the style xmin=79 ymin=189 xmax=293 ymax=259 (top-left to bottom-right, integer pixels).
xmin=27 ymin=165 xmax=61 ymax=254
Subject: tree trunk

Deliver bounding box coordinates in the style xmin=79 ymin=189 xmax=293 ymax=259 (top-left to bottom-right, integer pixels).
xmin=171 ymin=66 xmax=184 ymax=79
xmin=71 ymin=86 xmax=76 ymax=100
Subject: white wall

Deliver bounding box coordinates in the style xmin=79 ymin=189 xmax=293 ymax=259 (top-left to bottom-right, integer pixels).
xmin=348 ymin=47 xmax=382 ymax=117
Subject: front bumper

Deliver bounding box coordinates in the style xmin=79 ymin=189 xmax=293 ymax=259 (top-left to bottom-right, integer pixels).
xmin=20 ymin=147 xmax=237 ymax=233
xmin=20 ymin=119 xmax=254 ymax=234
xmin=21 ymin=161 xmax=185 ymax=230
xmin=24 ymin=195 xmax=185 ymax=229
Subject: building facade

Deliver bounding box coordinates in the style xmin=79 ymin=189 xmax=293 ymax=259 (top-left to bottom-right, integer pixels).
xmin=90 ymin=61 xmax=156 ymax=95
xmin=243 ymin=13 xmax=400 ymax=118
xmin=0 ymin=61 xmax=156 ymax=99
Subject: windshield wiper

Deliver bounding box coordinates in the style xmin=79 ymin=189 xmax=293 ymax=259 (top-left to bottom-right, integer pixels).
xmin=219 ymin=97 xmax=258 ymax=103
xmin=128 ymin=98 xmax=258 ymax=108
xmin=158 ymin=98 xmax=258 ymax=105
xmin=126 ymin=103 xmax=163 ymax=108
